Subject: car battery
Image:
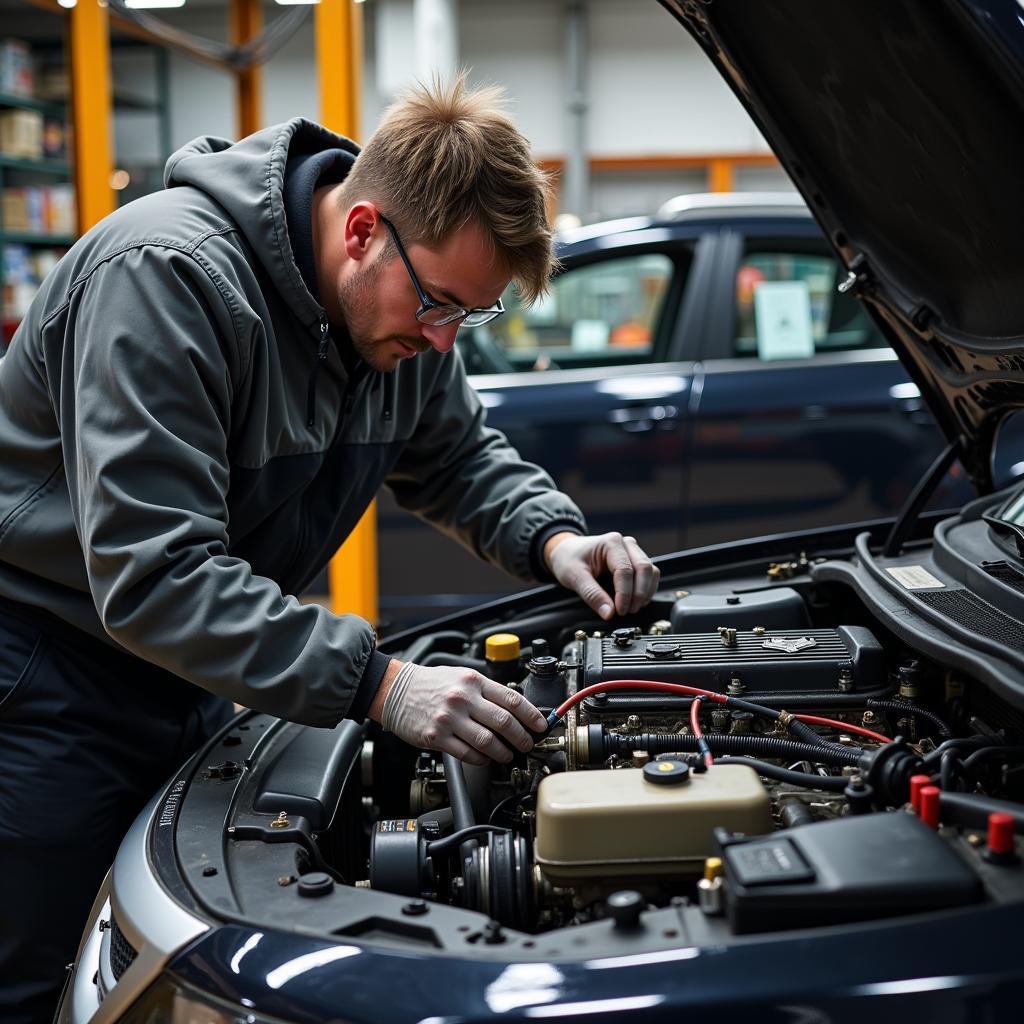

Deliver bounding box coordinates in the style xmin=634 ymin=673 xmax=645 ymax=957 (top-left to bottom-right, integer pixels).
xmin=580 ymin=625 xmax=883 ymax=695
xmin=716 ymin=811 xmax=984 ymax=933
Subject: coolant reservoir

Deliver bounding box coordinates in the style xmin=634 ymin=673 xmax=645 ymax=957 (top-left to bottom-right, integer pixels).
xmin=535 ymin=764 xmax=771 ymax=882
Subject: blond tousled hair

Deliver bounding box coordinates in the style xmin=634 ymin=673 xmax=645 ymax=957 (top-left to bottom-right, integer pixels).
xmin=337 ymin=74 xmax=556 ymax=305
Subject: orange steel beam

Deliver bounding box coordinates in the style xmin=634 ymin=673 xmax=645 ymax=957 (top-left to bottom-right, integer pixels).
xmin=70 ymin=0 xmax=115 ymax=232
xmin=708 ymin=157 xmax=735 ymax=193
xmin=316 ymin=0 xmax=361 ymax=138
xmin=317 ymin=0 xmax=375 ymax=624
xmin=538 ymin=153 xmax=779 ymax=173
xmin=230 ymin=0 xmax=263 ymax=138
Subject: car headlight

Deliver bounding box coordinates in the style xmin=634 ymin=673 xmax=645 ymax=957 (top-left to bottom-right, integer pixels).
xmin=120 ymin=973 xmax=289 ymax=1024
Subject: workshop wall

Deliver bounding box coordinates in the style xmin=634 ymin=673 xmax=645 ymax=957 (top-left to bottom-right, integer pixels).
xmin=113 ymin=0 xmax=792 ymax=221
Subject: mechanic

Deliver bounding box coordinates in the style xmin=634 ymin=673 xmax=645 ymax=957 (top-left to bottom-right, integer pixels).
xmin=0 ymin=78 xmax=660 ymax=1022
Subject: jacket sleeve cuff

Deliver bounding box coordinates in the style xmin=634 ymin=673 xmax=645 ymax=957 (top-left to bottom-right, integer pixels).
xmin=530 ymin=522 xmax=585 ymax=582
xmin=347 ymin=648 xmax=392 ymax=723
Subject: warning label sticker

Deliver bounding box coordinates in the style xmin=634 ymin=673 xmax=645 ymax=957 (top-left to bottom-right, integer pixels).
xmin=886 ymin=565 xmax=945 ymax=590
xmin=378 ymin=819 xmax=416 ymax=833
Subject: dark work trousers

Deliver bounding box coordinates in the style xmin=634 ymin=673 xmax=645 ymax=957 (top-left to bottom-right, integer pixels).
xmin=0 ymin=601 xmax=234 ymax=1024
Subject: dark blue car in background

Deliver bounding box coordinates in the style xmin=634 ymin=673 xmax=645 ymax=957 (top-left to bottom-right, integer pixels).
xmin=378 ymin=192 xmax=978 ymax=627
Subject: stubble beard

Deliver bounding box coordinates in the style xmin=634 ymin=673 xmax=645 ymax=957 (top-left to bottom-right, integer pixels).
xmin=337 ymin=254 xmax=427 ymax=373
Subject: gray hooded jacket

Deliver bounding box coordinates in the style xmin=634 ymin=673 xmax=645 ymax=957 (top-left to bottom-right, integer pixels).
xmin=0 ymin=119 xmax=586 ymax=726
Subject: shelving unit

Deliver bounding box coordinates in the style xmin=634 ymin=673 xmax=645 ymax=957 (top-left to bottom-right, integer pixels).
xmin=1 ymin=73 xmax=75 ymax=344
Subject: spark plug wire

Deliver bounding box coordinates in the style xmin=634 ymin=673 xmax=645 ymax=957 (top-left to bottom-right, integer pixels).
xmin=690 ymin=694 xmax=714 ymax=767
xmin=545 ymin=679 xmax=891 ymax=745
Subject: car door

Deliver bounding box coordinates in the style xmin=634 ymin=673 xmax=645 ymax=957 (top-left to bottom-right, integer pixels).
xmin=683 ymin=222 xmax=972 ymax=548
xmin=376 ymin=230 xmax=708 ymax=629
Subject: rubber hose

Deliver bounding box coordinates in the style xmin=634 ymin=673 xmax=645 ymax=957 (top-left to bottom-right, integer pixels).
xmin=939 ymin=791 xmax=1024 ymax=834
xmin=779 ymin=799 xmax=819 ymax=826
xmin=923 ymin=735 xmax=999 ymax=769
xmin=441 ymin=753 xmax=480 ymax=865
xmin=866 ymin=699 xmax=953 ymax=738
xmin=940 ymin=749 xmax=961 ymax=792
xmin=427 ymin=824 xmax=510 ymax=858
xmin=605 ymin=732 xmax=861 ymax=766
xmin=398 ymin=631 xmax=470 ymax=666
xmin=716 ymin=756 xmax=848 ymax=792
xmin=961 ymin=746 xmax=1024 ymax=773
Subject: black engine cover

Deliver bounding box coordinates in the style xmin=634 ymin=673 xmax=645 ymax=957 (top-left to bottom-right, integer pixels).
xmin=582 ymin=626 xmax=883 ymax=695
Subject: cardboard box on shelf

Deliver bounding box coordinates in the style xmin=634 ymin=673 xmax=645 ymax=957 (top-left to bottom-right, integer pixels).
xmin=0 ymin=39 xmax=34 ymax=98
xmin=0 ymin=107 xmax=43 ymax=160
xmin=2 ymin=187 xmax=29 ymax=230
xmin=46 ymin=183 xmax=75 ymax=234
xmin=3 ymin=184 xmax=76 ymax=236
xmin=3 ymin=242 xmax=33 ymax=319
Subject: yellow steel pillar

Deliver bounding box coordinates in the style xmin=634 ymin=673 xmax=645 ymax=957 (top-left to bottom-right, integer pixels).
xmin=316 ymin=0 xmax=361 ymax=138
xmin=317 ymin=0 xmax=376 ymax=624
xmin=70 ymin=0 xmax=115 ymax=232
xmin=230 ymin=0 xmax=263 ymax=138
xmin=708 ymin=157 xmax=735 ymax=194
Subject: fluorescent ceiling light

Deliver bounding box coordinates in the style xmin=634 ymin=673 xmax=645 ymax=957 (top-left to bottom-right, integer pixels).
xmin=124 ymin=0 xmax=186 ymax=8
xmin=274 ymin=0 xmax=321 ymax=5
xmin=57 ymin=0 xmax=76 ymax=8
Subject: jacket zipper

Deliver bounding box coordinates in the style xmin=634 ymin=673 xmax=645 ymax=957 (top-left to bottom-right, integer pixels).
xmin=305 ymin=315 xmax=331 ymax=428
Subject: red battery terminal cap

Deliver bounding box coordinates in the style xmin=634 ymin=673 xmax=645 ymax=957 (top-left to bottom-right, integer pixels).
xmin=983 ymin=812 xmax=1019 ymax=865
xmin=909 ymin=774 xmax=932 ymax=812
xmin=918 ymin=785 xmax=941 ymax=829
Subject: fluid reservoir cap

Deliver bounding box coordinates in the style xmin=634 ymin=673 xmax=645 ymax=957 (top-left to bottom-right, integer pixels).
xmin=606 ymin=890 xmax=644 ymax=929
xmin=297 ymin=872 xmax=334 ymax=898
xmin=643 ymin=759 xmax=690 ymax=785
xmin=485 ymin=633 xmax=521 ymax=662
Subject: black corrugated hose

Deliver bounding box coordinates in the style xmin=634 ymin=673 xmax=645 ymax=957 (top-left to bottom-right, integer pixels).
xmin=604 ymin=732 xmax=862 ymax=766
xmin=866 ymin=699 xmax=953 ymax=738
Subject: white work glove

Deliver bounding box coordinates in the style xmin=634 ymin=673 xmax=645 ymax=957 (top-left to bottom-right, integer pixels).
xmin=379 ymin=662 xmax=547 ymax=766
xmin=545 ymin=531 xmax=661 ymax=621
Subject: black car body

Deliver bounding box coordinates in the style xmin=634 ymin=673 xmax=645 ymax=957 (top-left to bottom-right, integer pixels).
xmin=58 ymin=1 xmax=1024 ymax=1022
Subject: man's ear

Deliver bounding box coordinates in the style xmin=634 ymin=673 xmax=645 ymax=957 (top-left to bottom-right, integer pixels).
xmin=343 ymin=201 xmax=380 ymax=263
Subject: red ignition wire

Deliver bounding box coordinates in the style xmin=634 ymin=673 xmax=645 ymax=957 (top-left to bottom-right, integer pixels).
xmin=551 ymin=679 xmax=727 ymax=720
xmin=794 ymin=713 xmax=891 ymax=745
xmin=547 ymin=678 xmax=891 ymax=745
xmin=690 ymin=695 xmax=714 ymax=767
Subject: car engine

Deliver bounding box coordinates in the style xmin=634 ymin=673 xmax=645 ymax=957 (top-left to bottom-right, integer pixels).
xmin=147 ymin=516 xmax=1024 ymax=963
xmin=332 ymin=570 xmax=1020 ymax=941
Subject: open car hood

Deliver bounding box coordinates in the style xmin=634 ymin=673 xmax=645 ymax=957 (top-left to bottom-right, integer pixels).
xmin=662 ymin=0 xmax=1024 ymax=492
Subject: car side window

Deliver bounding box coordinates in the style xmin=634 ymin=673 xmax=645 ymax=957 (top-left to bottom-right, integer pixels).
xmin=459 ymin=252 xmax=677 ymax=374
xmin=733 ymin=247 xmax=887 ymax=360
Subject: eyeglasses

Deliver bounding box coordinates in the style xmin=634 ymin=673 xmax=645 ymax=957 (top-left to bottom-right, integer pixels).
xmin=379 ymin=214 xmax=505 ymax=328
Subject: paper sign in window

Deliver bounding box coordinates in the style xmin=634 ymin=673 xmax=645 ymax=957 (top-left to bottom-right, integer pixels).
xmin=571 ymin=319 xmax=610 ymax=352
xmin=753 ymin=280 xmax=815 ymax=360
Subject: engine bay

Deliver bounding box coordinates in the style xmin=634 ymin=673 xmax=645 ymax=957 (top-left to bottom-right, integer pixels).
xmin=156 ymin=503 xmax=1024 ymax=962
xmin=358 ymin=582 xmax=1012 ymax=940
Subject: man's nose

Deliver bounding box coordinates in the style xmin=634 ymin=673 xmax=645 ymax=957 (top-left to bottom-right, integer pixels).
xmin=420 ymin=321 xmax=460 ymax=353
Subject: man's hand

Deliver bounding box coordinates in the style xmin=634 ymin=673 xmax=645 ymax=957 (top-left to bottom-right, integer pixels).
xmin=368 ymin=659 xmax=547 ymax=766
xmin=544 ymin=531 xmax=660 ymax=620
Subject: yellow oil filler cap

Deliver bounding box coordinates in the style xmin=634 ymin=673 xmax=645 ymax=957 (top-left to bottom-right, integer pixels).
xmin=704 ymin=856 xmax=723 ymax=882
xmin=485 ymin=633 xmax=521 ymax=662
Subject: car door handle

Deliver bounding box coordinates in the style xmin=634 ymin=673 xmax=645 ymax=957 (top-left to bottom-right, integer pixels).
xmin=608 ymin=405 xmax=679 ymax=432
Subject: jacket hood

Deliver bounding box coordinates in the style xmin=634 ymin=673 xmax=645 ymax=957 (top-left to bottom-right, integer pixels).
xmin=164 ymin=119 xmax=360 ymax=331
xmin=661 ymin=0 xmax=1024 ymax=493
